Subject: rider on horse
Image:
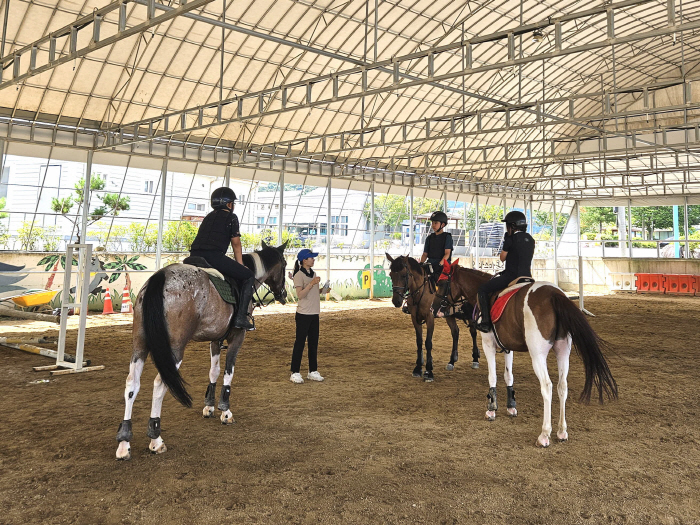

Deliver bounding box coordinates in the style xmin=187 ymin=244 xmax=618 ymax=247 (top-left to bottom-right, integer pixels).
xmin=475 ymin=210 xmax=535 ymax=333
xmin=420 ymin=210 xmax=453 ymax=282
xmin=189 ymin=187 xmax=256 ymax=331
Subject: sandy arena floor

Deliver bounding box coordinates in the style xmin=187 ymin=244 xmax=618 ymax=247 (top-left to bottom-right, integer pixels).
xmin=0 ymin=295 xmax=699 ymax=524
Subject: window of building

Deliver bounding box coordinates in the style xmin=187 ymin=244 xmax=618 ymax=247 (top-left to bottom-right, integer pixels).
xmin=269 ymin=217 xmax=277 ymax=225
xmin=144 ymin=180 xmax=154 ymax=194
xmin=331 ymin=215 xmax=348 ymax=236
xmin=187 ymin=202 xmax=205 ymax=212
xmin=256 ymin=217 xmax=265 ymax=229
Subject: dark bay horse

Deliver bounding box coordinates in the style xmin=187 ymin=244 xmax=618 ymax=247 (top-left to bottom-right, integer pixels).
xmin=432 ymin=263 xmax=617 ymax=447
xmin=386 ymin=254 xmax=480 ymax=381
xmin=115 ymin=242 xmax=288 ymax=460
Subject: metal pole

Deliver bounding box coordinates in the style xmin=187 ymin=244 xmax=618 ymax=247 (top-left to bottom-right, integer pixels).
xmin=574 ymin=201 xmax=582 ymax=305
xmin=373 ymin=0 xmax=378 ymax=63
xmin=80 ymin=150 xmax=93 ymax=244
xmin=326 ymin=178 xmax=331 ymax=286
xmin=370 ymin=181 xmax=375 ymax=299
xmin=278 ymin=169 xmax=284 ymax=244
xmin=409 ymin=186 xmax=414 ymax=256
xmin=475 ymin=193 xmax=480 ymax=267
xmin=553 ymin=196 xmax=558 ymax=286
xmin=443 ymin=189 xmax=448 ymax=214
xmin=0 ymin=0 xmax=9 ymax=59
xmin=684 ymin=196 xmax=690 ymax=258
xmin=223 ymin=165 xmax=230 ymax=187
xmin=155 ymin=158 xmax=168 ymax=269
xmin=528 ymin=196 xmax=533 ymax=235
xmin=628 ymin=198 xmax=633 ymax=258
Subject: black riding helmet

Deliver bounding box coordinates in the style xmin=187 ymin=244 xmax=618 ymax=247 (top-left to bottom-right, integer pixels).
xmin=429 ymin=211 xmax=448 ymax=225
xmin=211 ymin=187 xmax=237 ymax=209
xmin=502 ymin=210 xmax=527 ymax=231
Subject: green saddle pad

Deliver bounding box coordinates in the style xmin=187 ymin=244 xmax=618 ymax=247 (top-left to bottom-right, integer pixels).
xmin=207 ymin=274 xmax=237 ymax=305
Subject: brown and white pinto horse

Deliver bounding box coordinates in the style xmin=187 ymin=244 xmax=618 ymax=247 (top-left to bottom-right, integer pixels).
xmin=432 ymin=262 xmax=618 ymax=447
xmin=386 ymin=254 xmax=480 ymax=381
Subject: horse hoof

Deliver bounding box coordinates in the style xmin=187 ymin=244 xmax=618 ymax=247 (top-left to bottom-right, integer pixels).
xmin=557 ymin=432 xmax=569 ymax=442
xmin=536 ymin=436 xmax=550 ymax=448
xmin=220 ymin=410 xmax=235 ymax=425
xmin=116 ymin=442 xmax=131 ymax=461
xmin=149 ymin=437 xmax=167 ymax=454
xmin=412 ymin=371 xmax=422 ymax=378
xmin=202 ymin=406 xmax=215 ymax=418
xmin=507 ymin=408 xmax=518 ymax=417
xmin=471 ymin=362 xmax=479 ymax=369
xmin=445 ymin=363 xmax=454 ymax=371
xmin=423 ymin=374 xmax=434 ymax=383
xmin=485 ymin=410 xmax=496 ymax=421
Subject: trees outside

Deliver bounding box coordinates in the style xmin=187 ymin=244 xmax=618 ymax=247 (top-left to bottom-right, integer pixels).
xmin=50 ymin=173 xmax=130 ymax=243
xmin=532 ymin=210 xmax=569 ymax=239
xmin=580 ymin=207 xmax=616 ymax=234
xmin=0 ymin=197 xmax=8 ymax=247
xmin=362 ymin=195 xmax=444 ymax=230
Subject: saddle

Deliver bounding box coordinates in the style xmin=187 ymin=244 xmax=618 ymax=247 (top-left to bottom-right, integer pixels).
xmin=182 ymin=256 xmax=239 ymax=305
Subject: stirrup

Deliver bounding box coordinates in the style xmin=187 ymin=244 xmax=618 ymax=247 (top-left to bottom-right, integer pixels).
xmin=234 ymin=313 xmax=255 ymax=331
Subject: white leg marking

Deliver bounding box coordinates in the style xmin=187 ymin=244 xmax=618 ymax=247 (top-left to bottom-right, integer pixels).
xmin=554 ymin=336 xmax=572 ymax=442
xmin=504 ymin=351 xmax=517 ymax=417
xmin=209 ymin=352 xmax=221 ymax=384
xmin=150 ymin=373 xmax=167 ymax=419
xmin=220 ymin=368 xmax=235 ymax=424
xmin=149 ymin=437 xmax=167 ymax=454
xmin=116 ymin=441 xmax=131 ymax=460
xmin=523 ymin=284 xmax=554 ymax=447
xmin=123 ymin=359 xmax=144 ymax=422
xmin=481 ymin=333 xmax=499 ymax=421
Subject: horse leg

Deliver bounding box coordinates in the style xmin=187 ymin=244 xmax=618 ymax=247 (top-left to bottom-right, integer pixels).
xmin=116 ymin=355 xmax=145 ymax=460
xmin=219 ymin=329 xmax=245 ymax=425
xmin=553 ymin=336 xmax=572 ymax=442
xmin=203 ymin=341 xmax=222 ymax=418
xmin=147 ymin=370 xmax=170 ymax=455
xmin=504 ymin=351 xmax=517 ymax=417
xmin=469 ymin=322 xmax=480 ymax=369
xmin=444 ymin=316 xmax=459 ymax=371
xmin=529 ymin=341 xmax=554 ymax=448
xmin=482 ymin=334 xmax=499 ymax=421
xmin=423 ymin=316 xmax=435 ymax=382
xmin=410 ymin=314 xmax=423 ymax=378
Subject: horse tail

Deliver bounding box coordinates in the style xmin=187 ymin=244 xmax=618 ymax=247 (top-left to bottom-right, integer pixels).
xmin=550 ymin=292 xmax=618 ymax=405
xmin=142 ymin=270 xmax=192 ymax=407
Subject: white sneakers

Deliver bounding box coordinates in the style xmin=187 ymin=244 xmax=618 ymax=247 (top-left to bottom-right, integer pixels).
xmin=307 ymin=371 xmax=324 ymax=382
xmin=290 ymin=371 xmax=325 ymax=383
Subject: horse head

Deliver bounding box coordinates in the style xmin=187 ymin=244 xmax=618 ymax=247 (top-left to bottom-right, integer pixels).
xmin=386 ymin=253 xmax=410 ymax=308
xmin=259 ymin=242 xmax=288 ymax=304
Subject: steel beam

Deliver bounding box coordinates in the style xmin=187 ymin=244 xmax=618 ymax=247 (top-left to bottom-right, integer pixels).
xmin=100 ymin=0 xmax=693 ymax=150
xmin=0 ymin=0 xmax=215 ymax=90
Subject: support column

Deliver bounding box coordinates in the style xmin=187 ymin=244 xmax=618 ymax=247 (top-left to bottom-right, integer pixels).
xmin=80 ymin=150 xmax=93 ymax=245
xmin=409 ymin=186 xmax=414 ymax=256
xmin=684 ymin=196 xmax=690 ymax=258
xmin=627 ymin=198 xmax=633 ymax=258
xmin=369 ymin=182 xmax=375 ymax=299
xmin=443 ymin=190 xmax=448 ymax=214
xmin=553 ymin=197 xmax=558 ymax=287
xmin=326 ymin=178 xmax=331 ymax=286
xmin=528 ymin=196 xmax=534 ymax=235
xmin=155 ymin=158 xmax=168 ymax=270
xmin=278 ymin=170 xmax=284 ymax=244
xmin=576 ymin=201 xmax=584 ymax=311
xmin=475 ymin=193 xmax=480 ymax=267
xmin=223 ymin=165 xmax=230 ymax=187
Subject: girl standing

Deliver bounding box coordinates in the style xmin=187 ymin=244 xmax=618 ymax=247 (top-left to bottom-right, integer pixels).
xmin=290 ymin=249 xmax=328 ymax=384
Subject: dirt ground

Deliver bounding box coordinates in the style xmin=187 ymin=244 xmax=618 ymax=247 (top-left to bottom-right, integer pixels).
xmin=0 ymin=294 xmax=699 ymax=525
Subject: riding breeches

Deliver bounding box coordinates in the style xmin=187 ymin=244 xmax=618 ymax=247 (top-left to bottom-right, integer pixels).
xmin=190 ymin=250 xmax=253 ymax=282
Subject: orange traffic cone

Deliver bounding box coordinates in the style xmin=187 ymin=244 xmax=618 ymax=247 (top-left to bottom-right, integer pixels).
xmin=102 ymin=288 xmax=116 ymax=315
xmin=120 ymin=285 xmax=133 ymax=314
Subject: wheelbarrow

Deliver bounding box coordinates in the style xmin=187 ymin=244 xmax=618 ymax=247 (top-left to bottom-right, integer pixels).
xmin=0 ymin=289 xmax=59 ymax=312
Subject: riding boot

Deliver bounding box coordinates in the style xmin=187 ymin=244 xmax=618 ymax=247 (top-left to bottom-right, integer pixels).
xmin=476 ymin=291 xmax=493 ymax=333
xmin=233 ymin=277 xmax=256 ymax=331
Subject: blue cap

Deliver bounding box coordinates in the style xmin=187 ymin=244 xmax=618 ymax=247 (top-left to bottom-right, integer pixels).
xmin=297 ymin=248 xmax=319 ymax=262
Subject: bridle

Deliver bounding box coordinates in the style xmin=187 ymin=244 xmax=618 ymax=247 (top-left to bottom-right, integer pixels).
xmin=253 ymin=254 xmax=288 ymax=307
xmin=392 ymin=257 xmax=430 ymax=309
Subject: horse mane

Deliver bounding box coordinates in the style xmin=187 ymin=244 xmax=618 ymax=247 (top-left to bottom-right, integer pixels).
xmin=456 ymin=266 xmax=493 ymax=281
xmin=389 ymin=256 xmax=424 ymax=275
xmin=242 ymin=246 xmax=285 ymax=274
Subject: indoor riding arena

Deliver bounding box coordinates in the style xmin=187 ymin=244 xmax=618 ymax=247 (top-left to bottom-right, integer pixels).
xmin=1 ymin=0 xmax=699 ymax=523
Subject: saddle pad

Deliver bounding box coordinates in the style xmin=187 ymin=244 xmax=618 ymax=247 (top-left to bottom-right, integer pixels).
xmin=199 ymin=266 xmax=225 ymax=281
xmin=491 ymin=289 xmax=520 ymax=324
xmin=497 ymin=281 xmax=532 ymax=298
xmin=207 ymin=274 xmax=237 ymax=305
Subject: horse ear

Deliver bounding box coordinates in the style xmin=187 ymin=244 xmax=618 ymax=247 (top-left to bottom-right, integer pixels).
xmin=385 ymin=253 xmax=394 ymax=262
xmin=278 ymin=240 xmax=289 ymax=252
xmin=452 ymin=258 xmax=459 ymax=269
xmin=261 ymin=240 xmax=269 ymax=250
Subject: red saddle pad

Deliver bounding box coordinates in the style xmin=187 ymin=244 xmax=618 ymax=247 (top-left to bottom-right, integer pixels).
xmin=491 ymin=289 xmax=520 ymax=324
